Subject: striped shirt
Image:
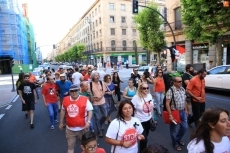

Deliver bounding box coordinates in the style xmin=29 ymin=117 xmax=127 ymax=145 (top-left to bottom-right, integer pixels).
xmin=166 ymin=85 xmax=186 ymax=110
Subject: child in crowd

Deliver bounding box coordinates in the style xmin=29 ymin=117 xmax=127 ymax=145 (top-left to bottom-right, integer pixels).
xmin=81 ymin=131 xmax=106 ymax=153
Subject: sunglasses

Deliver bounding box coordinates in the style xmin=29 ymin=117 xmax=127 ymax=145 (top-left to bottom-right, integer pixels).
xmin=134 ymin=70 xmax=138 ymax=71
xmin=174 ymin=81 xmax=182 ymax=83
xmin=70 ymin=90 xmax=78 ymax=92
xmin=142 ymin=87 xmax=149 ymax=90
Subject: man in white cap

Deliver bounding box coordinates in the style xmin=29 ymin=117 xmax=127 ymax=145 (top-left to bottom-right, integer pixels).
xmin=59 ymin=85 xmax=93 ymax=153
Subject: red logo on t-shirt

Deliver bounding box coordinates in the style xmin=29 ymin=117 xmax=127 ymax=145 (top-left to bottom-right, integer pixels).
xmin=143 ymin=102 xmax=153 ymax=113
xmin=122 ymin=128 xmax=137 ymax=146
xmin=67 ymin=104 xmax=79 ymax=117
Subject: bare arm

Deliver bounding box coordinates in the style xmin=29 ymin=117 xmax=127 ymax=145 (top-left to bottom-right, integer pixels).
xmin=87 ymin=110 xmax=92 ymax=122
xmin=105 ymin=137 xmax=131 ymax=148
xmin=18 ymin=90 xmax=25 ymax=104
xmin=184 ymin=80 xmax=189 ymax=85
xmin=33 ymin=89 xmax=37 ymax=102
xmin=42 ymin=94 xmax=47 ymax=107
xmin=123 ymin=88 xmax=131 ymax=99
xmin=186 ymin=89 xmax=201 ymax=101
xmin=59 ymin=108 xmax=65 ymax=130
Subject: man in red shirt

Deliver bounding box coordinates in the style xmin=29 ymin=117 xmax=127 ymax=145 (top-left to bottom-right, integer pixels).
xmin=42 ymin=76 xmax=59 ymax=130
xmin=84 ymin=69 xmax=92 ymax=81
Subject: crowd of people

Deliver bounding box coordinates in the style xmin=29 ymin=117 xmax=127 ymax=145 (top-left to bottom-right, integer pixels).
xmin=15 ymin=63 xmax=230 ymax=153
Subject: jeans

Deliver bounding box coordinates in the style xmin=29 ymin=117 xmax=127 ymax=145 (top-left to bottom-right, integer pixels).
xmin=35 ymin=88 xmax=39 ymax=98
xmin=93 ymin=103 xmax=107 ymax=134
xmin=191 ymin=100 xmax=205 ymax=126
xmin=170 ymin=110 xmax=188 ymax=147
xmin=47 ymin=102 xmax=58 ymax=126
xmin=140 ymin=119 xmax=151 ymax=152
xmin=155 ymin=92 xmax=164 ymax=114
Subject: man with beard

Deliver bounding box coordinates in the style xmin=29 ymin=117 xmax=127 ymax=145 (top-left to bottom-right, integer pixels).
xmin=42 ymin=76 xmax=59 ymax=129
xmin=131 ymin=68 xmax=141 ymax=88
xmin=182 ymin=64 xmax=195 ymax=125
xmin=56 ymin=73 xmax=72 ymax=111
xmin=186 ymin=68 xmax=207 ymax=127
xmin=18 ymin=74 xmax=37 ymax=129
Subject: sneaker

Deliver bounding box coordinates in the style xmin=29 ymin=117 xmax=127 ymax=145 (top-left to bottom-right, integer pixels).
xmin=50 ymin=125 xmax=54 ymax=130
xmin=54 ymin=120 xmax=58 ymax=124
xmin=30 ymin=124 xmax=34 ymax=129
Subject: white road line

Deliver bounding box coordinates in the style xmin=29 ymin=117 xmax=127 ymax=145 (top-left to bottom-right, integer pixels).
xmin=0 ymin=114 xmax=5 ymax=119
xmin=5 ymin=105 xmax=12 ymax=110
xmin=12 ymin=95 xmax=19 ymax=102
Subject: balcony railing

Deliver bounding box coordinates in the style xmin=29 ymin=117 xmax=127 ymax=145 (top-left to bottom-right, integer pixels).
xmin=164 ymin=20 xmax=183 ymax=32
xmin=84 ymin=47 xmax=145 ymax=54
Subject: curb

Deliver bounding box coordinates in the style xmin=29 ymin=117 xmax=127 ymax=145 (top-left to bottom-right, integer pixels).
xmin=0 ymin=94 xmax=18 ymax=108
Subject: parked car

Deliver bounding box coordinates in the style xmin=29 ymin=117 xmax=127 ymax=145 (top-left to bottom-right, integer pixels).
xmin=205 ymin=65 xmax=230 ymax=91
xmin=134 ymin=66 xmax=157 ymax=76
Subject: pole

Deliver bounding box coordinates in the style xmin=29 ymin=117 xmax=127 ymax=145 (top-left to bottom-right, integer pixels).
xmin=9 ymin=60 xmax=15 ymax=92
xmin=138 ymin=5 xmax=176 ymax=46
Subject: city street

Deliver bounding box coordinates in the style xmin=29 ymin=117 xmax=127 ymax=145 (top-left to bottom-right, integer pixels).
xmin=0 ymin=67 xmax=229 ymax=153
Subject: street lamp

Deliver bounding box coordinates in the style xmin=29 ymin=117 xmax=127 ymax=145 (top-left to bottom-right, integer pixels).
xmin=85 ymin=17 xmax=94 ymax=65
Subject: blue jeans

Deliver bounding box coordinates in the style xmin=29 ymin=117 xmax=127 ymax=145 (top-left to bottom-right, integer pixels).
xmin=170 ymin=110 xmax=188 ymax=147
xmin=93 ymin=103 xmax=107 ymax=133
xmin=155 ymin=92 xmax=164 ymax=114
xmin=47 ymin=102 xmax=58 ymax=126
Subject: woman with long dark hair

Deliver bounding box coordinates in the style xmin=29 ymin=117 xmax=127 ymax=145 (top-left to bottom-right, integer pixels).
xmin=105 ymin=100 xmax=144 ymax=153
xmin=138 ymin=71 xmax=153 ymax=88
xmin=16 ymin=73 xmax=27 ymax=117
xmin=187 ymin=107 xmax=230 ymax=153
xmin=112 ymin=72 xmax=123 ymax=105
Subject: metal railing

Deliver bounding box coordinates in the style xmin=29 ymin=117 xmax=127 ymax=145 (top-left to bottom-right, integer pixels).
xmin=164 ymin=20 xmax=183 ymax=32
xmin=84 ymin=47 xmax=146 ymax=54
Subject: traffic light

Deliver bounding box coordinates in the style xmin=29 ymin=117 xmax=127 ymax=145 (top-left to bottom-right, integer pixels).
xmin=132 ymin=0 xmax=138 ymax=14
xmin=9 ymin=57 xmax=14 ymax=67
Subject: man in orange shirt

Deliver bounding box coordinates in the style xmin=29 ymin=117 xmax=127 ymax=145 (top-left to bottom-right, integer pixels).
xmin=186 ymin=68 xmax=207 ymax=127
xmin=29 ymin=72 xmax=39 ymax=99
xmin=41 ymin=76 xmax=59 ymax=129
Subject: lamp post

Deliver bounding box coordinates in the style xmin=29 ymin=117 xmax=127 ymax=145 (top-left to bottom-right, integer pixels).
xmin=85 ymin=17 xmax=94 ymax=65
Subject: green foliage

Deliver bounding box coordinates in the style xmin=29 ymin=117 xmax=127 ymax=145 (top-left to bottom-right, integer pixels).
xmin=169 ymin=71 xmax=183 ymax=78
xmin=55 ymin=44 xmax=86 ymax=62
xmin=133 ymin=3 xmax=166 ymax=54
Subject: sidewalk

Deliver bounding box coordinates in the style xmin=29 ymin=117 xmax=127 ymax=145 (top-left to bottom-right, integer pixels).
xmin=0 ymin=75 xmax=18 ymax=107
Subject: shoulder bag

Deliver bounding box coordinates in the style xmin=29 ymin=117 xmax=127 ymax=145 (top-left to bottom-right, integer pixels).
xmin=142 ymin=97 xmax=156 ymax=131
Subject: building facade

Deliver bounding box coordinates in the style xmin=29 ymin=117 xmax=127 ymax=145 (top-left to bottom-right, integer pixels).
xmin=56 ymin=0 xmax=165 ymax=65
xmin=165 ymin=0 xmax=230 ymax=71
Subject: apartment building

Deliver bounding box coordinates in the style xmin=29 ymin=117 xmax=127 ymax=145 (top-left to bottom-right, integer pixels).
xmin=56 ymin=0 xmax=166 ymax=65
xmin=165 ymin=0 xmax=230 ymax=71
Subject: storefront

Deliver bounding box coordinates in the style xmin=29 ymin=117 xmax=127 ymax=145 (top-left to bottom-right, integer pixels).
xmin=192 ymin=43 xmax=209 ymax=65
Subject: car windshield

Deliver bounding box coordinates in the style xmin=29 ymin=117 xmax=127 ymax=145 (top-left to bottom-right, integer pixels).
xmin=32 ymin=71 xmax=41 ymax=76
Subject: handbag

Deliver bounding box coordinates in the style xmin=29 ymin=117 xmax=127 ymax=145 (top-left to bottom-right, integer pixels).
xmin=162 ymin=88 xmax=181 ymax=124
xmin=106 ymin=84 xmax=118 ymax=104
xmin=142 ymin=97 xmax=156 ymax=132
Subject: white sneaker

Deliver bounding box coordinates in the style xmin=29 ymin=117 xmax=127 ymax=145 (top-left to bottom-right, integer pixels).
xmin=50 ymin=125 xmax=54 ymax=130
xmin=54 ymin=120 xmax=58 ymax=124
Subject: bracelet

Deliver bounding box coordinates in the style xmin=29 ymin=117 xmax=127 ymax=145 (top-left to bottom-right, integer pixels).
xmin=120 ymin=140 xmax=124 ymax=146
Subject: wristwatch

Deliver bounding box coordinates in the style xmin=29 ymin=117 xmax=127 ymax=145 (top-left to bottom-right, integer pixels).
xmin=87 ymin=120 xmax=91 ymax=124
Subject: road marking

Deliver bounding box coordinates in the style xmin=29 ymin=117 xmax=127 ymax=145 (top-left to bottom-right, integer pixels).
xmin=0 ymin=114 xmax=5 ymax=119
xmin=206 ymin=95 xmax=230 ymax=102
xmin=5 ymin=105 xmax=12 ymax=110
xmin=12 ymin=95 xmax=19 ymax=102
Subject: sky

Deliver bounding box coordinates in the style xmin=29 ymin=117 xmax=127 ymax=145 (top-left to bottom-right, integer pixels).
xmin=18 ymin=0 xmax=96 ymax=59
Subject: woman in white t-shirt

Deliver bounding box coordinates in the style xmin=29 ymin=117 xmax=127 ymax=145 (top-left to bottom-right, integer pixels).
xmin=187 ymin=107 xmax=230 ymax=153
xmin=105 ymin=100 xmax=144 ymax=153
xmin=131 ymin=82 xmax=154 ymax=152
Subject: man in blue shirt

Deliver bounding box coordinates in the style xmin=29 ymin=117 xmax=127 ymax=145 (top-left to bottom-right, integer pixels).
xmin=56 ymin=73 xmax=72 ymax=111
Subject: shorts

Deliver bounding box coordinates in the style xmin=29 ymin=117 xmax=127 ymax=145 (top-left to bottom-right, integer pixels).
xmin=186 ymin=97 xmax=192 ymax=104
xmin=66 ymin=128 xmax=86 ymax=150
xmin=22 ymin=101 xmax=35 ymax=111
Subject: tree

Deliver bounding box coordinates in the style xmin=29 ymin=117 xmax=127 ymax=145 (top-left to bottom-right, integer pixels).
xmin=77 ymin=44 xmax=87 ymax=62
xmin=133 ymin=3 xmax=166 ymax=65
xmin=181 ymin=0 xmax=230 ymax=65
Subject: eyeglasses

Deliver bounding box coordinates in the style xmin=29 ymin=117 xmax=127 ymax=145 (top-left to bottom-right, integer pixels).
xmin=134 ymin=70 xmax=138 ymax=71
xmin=85 ymin=144 xmax=98 ymax=151
xmin=142 ymin=87 xmax=149 ymax=90
xmin=174 ymin=81 xmax=182 ymax=83
xmin=70 ymin=90 xmax=78 ymax=93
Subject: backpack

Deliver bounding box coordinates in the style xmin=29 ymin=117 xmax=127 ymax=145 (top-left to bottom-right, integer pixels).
xmin=90 ymin=80 xmax=103 ymax=96
xmin=163 ymin=88 xmax=175 ymax=111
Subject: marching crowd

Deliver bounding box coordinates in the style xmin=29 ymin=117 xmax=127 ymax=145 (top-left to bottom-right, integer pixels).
xmin=15 ymin=64 xmax=230 ymax=153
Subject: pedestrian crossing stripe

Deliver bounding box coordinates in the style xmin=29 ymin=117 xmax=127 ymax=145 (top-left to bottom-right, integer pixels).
xmin=0 ymin=114 xmax=5 ymax=120
xmin=5 ymin=105 xmax=12 ymax=110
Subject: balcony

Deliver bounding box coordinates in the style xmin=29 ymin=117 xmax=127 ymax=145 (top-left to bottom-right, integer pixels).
xmin=106 ymin=47 xmax=145 ymax=52
xmin=164 ymin=20 xmax=184 ymax=36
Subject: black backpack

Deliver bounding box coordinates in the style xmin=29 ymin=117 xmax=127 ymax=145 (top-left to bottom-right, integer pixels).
xmin=90 ymin=80 xmax=103 ymax=96
xmin=163 ymin=88 xmax=175 ymax=111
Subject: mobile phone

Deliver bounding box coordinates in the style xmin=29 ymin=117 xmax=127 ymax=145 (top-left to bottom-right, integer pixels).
xmin=172 ymin=120 xmax=177 ymax=125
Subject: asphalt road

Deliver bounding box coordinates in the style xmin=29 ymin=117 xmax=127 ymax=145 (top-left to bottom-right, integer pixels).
xmin=0 ymin=66 xmax=229 ymax=153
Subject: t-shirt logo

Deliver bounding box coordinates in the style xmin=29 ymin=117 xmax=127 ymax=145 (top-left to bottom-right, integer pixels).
xmin=122 ymin=128 xmax=137 ymax=147
xmin=49 ymin=88 xmax=54 ymax=95
xmin=23 ymin=86 xmax=32 ymax=95
xmin=143 ymin=102 xmax=153 ymax=113
xmin=67 ymin=104 xmax=79 ymax=117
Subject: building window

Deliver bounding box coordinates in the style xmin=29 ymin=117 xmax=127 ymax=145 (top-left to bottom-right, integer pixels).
xmin=109 ymin=3 xmax=114 ymax=10
xmin=175 ymin=7 xmax=182 ymax=30
xmin=100 ymin=29 xmax=102 ymax=36
xmin=99 ymin=17 xmax=101 ymax=24
xmin=121 ymin=4 xmax=125 ymax=11
xmin=92 ymin=11 xmax=94 ymax=18
xmin=111 ymin=40 xmax=116 ymax=51
xmin=96 ymin=20 xmax=98 ymax=26
xmin=93 ymin=33 xmax=95 ymax=39
xmin=95 ymin=8 xmax=97 ymax=15
xmin=122 ymin=40 xmax=127 ymax=51
xmin=132 ymin=17 xmax=135 ymax=23
xmin=122 ymin=29 xmax=126 ymax=35
xmin=110 ymin=16 xmax=115 ymax=23
xmin=97 ymin=43 xmax=99 ymax=50
xmin=121 ymin=17 xmax=126 ymax=23
xmin=93 ymin=22 xmax=95 ymax=29
xmin=98 ymin=5 xmax=100 ymax=12
xmin=96 ymin=31 xmax=98 ymax=38
xmin=100 ymin=41 xmax=102 ymax=49
xmin=111 ymin=28 xmax=115 ymax=35
xmin=132 ymin=29 xmax=137 ymax=35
